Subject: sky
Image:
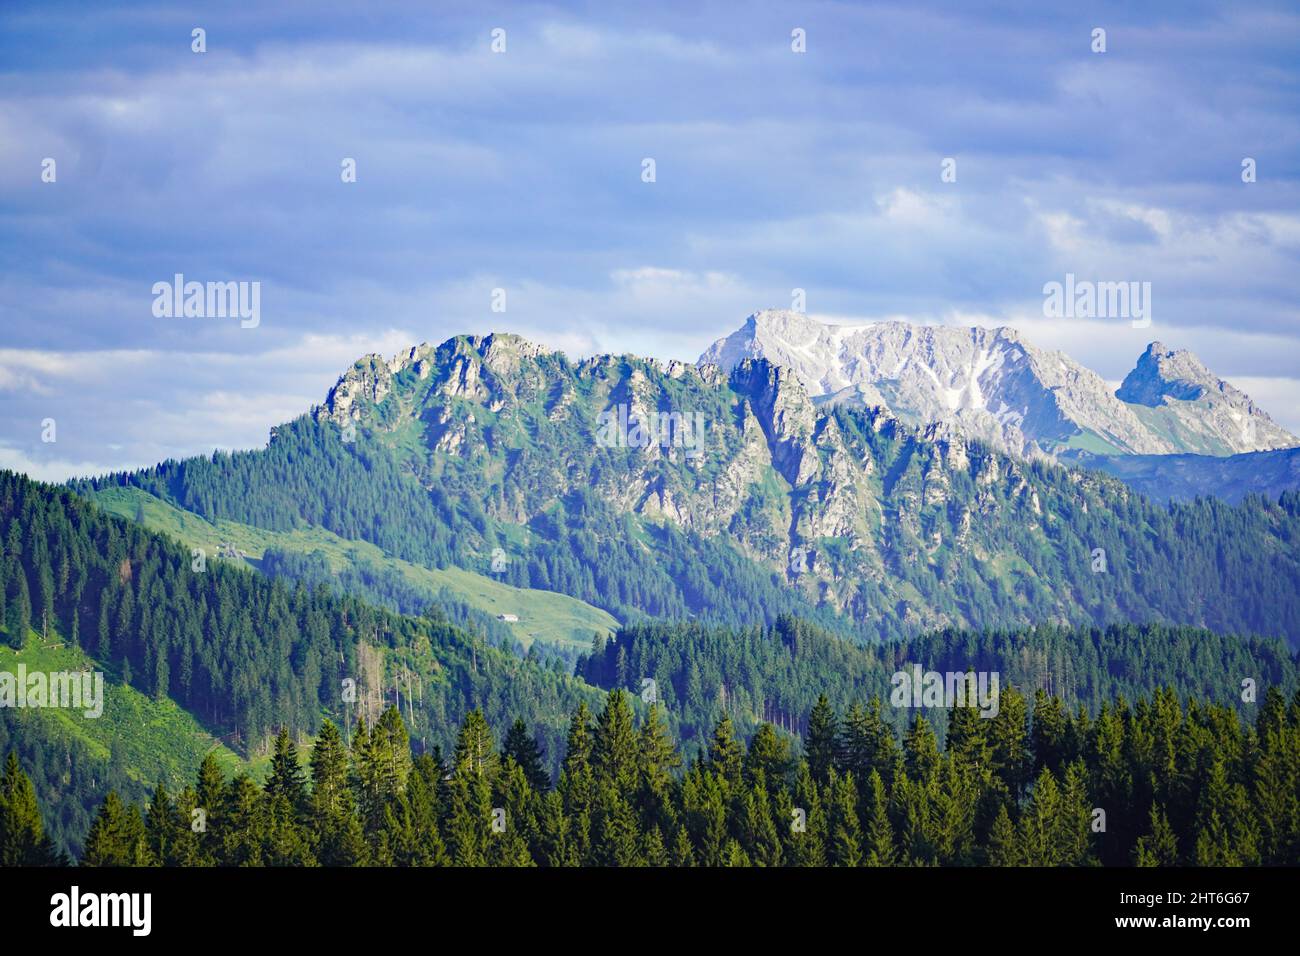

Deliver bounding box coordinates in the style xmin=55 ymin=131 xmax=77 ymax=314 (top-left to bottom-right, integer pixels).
xmin=2 ymin=0 xmax=1298 ymax=479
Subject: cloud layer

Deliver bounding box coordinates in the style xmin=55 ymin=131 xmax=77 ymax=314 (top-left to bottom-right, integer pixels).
xmin=2 ymin=0 xmax=1298 ymax=476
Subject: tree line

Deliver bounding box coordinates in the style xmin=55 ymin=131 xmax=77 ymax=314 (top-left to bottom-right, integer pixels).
xmin=7 ymin=680 xmax=1297 ymax=867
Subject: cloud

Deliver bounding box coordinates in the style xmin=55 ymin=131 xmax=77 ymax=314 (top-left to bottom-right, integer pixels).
xmin=0 ymin=0 xmax=1297 ymax=474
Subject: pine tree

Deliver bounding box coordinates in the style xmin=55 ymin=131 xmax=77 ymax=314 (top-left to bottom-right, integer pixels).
xmin=82 ymin=792 xmax=150 ymax=866
xmin=1134 ymin=803 xmax=1178 ymax=866
xmin=145 ymin=782 xmax=181 ymax=865
xmin=0 ymin=752 xmax=59 ymax=865
xmin=862 ymin=769 xmax=895 ymax=866
xmin=502 ymin=718 xmax=550 ymax=793
xmin=805 ymin=694 xmax=838 ymax=784
xmin=707 ymin=716 xmax=744 ymax=792
xmin=986 ymin=803 xmax=1020 ymax=866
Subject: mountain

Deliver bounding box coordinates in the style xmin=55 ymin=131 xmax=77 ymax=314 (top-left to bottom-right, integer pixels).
xmin=699 ymin=310 xmax=1297 ymax=459
xmin=1062 ymin=445 xmax=1300 ymax=506
xmin=80 ymin=330 xmax=1300 ymax=647
xmin=1114 ymin=341 xmax=1297 ymax=454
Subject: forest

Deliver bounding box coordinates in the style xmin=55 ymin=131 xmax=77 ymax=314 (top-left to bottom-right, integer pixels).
xmin=5 ymin=681 xmax=1298 ymax=867
xmin=5 ymin=467 xmax=1300 ymax=862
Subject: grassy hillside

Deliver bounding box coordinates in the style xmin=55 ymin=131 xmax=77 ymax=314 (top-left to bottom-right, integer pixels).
xmin=0 ymin=629 xmax=252 ymax=788
xmin=88 ymin=485 xmax=618 ymax=655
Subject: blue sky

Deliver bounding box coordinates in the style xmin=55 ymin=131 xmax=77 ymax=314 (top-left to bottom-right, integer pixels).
xmin=2 ymin=0 xmax=1299 ymax=478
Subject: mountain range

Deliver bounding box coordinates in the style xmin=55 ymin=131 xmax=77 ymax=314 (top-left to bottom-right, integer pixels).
xmin=71 ymin=327 xmax=1300 ymax=652
xmin=700 ymin=310 xmax=1297 ymax=462
xmin=10 ymin=319 xmax=1300 ymax=864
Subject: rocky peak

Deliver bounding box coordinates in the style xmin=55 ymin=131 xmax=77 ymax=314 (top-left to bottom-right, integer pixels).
xmin=1116 ymin=342 xmax=1220 ymax=406
xmin=703 ymin=313 xmax=1297 ymax=459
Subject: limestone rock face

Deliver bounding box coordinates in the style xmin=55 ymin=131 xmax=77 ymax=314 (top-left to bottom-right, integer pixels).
xmin=701 ymin=311 xmax=1297 ymax=458
xmin=1115 ymin=342 xmax=1296 ymax=454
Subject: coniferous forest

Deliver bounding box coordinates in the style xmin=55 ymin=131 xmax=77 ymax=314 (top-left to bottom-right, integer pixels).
xmin=3 ymin=468 xmax=1300 ymax=868
xmin=5 ymin=683 xmax=1299 ymax=868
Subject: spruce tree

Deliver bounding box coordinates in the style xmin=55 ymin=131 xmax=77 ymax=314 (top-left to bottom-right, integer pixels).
xmin=990 ymin=686 xmax=1030 ymax=798
xmin=503 ymin=718 xmax=550 ymax=793
xmin=0 ymin=752 xmax=59 ymax=865
xmin=827 ymin=769 xmax=863 ymax=867
xmin=986 ymin=803 xmax=1020 ymax=866
xmin=788 ymin=762 xmax=827 ymax=866
xmin=805 ymin=695 xmax=838 ymax=784
xmin=707 ymin=716 xmax=744 ymax=792
xmin=670 ymin=823 xmax=695 ymax=867
xmin=1133 ymin=802 xmax=1178 ymax=866
xmin=862 ymin=769 xmax=895 ymax=867
xmin=744 ymin=722 xmax=792 ymax=790
xmin=592 ymin=689 xmax=638 ymax=793
xmin=266 ymin=726 xmax=308 ymax=816
xmin=145 ymin=782 xmax=182 ymax=865
xmin=640 ymin=825 xmax=670 ymax=867
xmin=82 ymin=792 xmax=150 ymax=866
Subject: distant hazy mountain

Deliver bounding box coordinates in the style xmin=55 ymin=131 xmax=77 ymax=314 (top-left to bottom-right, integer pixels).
xmin=700 ymin=310 xmax=1297 ymax=460
xmin=1062 ymin=446 xmax=1300 ymax=505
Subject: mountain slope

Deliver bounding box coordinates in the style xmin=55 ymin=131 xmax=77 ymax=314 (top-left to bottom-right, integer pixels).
xmin=79 ymin=331 xmax=1300 ymax=647
xmin=85 ymin=484 xmax=618 ymax=657
xmin=700 ymin=310 xmax=1297 ymax=459
xmin=4 ymin=468 xmax=602 ymax=763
